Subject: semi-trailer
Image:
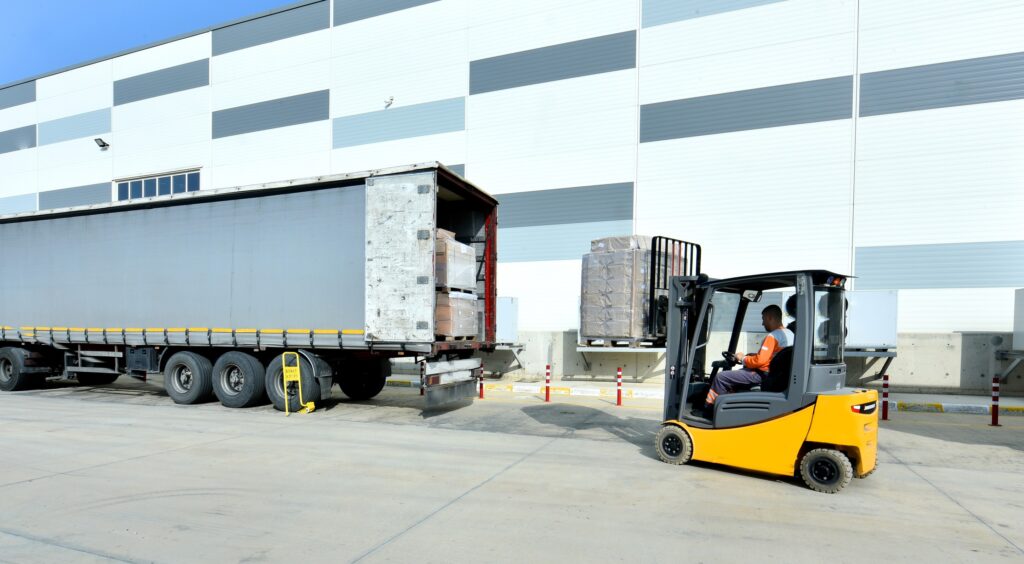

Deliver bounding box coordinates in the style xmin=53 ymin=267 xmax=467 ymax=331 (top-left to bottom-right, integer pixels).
xmin=0 ymin=162 xmax=498 ymax=409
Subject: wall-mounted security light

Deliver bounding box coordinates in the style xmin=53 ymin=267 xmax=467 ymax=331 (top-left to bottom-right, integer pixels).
xmin=94 ymin=138 xmax=110 ymax=150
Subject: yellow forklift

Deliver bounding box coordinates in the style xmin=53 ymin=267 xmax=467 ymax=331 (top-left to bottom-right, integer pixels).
xmin=646 ymin=239 xmax=877 ymax=493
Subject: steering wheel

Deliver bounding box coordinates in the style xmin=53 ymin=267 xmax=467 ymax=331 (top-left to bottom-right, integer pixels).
xmin=721 ymin=351 xmax=740 ymax=366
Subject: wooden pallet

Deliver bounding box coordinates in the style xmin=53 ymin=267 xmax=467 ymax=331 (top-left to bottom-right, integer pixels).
xmin=435 ymin=334 xmax=478 ymax=342
xmin=580 ymin=338 xmax=659 ymax=348
xmin=436 ymin=286 xmax=477 ymax=294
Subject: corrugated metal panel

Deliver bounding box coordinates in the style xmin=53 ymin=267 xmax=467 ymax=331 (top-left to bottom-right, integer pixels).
xmin=642 ymin=0 xmax=784 ymax=28
xmin=856 ymin=241 xmax=1024 ymax=290
xmin=37 ymin=183 xmax=111 ymax=210
xmin=470 ymin=31 xmax=636 ymax=95
xmin=640 ymin=76 xmax=852 ymax=142
xmin=0 ymin=193 xmax=36 ymax=215
xmin=334 ymin=0 xmax=439 ymax=26
xmin=213 ymin=90 xmax=329 ymax=139
xmin=37 ymin=108 xmax=111 ymax=146
xmin=114 ymin=59 xmax=210 ymax=106
xmin=499 ymin=219 xmax=633 ymax=262
xmin=0 ymin=81 xmax=35 ymax=111
xmin=213 ymin=1 xmax=329 ymax=56
xmin=332 ymin=97 xmax=463 ymax=148
xmin=860 ymin=51 xmax=1024 ymax=117
xmin=497 ymin=183 xmax=633 ymax=228
xmin=0 ymin=125 xmax=36 ymax=155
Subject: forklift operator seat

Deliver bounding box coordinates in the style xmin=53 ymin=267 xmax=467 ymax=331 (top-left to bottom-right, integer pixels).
xmin=760 ymin=347 xmax=794 ymax=393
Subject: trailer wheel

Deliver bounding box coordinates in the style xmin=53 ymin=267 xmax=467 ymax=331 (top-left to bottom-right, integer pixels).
xmin=338 ymin=358 xmax=389 ymax=401
xmin=76 ymin=374 xmax=120 ymax=386
xmin=799 ymin=448 xmax=853 ymax=494
xmin=0 ymin=348 xmax=37 ymax=391
xmin=265 ymin=354 xmax=320 ymax=412
xmin=655 ymin=424 xmax=693 ymax=465
xmin=212 ymin=352 xmax=266 ymax=408
xmin=163 ymin=352 xmax=214 ymax=405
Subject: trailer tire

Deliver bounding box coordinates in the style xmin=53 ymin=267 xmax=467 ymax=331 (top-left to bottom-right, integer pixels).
xmin=163 ymin=352 xmax=214 ymax=405
xmin=76 ymin=373 xmax=120 ymax=386
xmin=0 ymin=348 xmax=37 ymax=391
xmin=338 ymin=358 xmax=389 ymax=401
xmin=800 ymin=448 xmax=853 ymax=494
xmin=265 ymin=355 xmax=320 ymax=412
xmin=212 ymin=352 xmax=266 ymax=408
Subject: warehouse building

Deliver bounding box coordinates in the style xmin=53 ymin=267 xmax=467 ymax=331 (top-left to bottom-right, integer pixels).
xmin=0 ymin=0 xmax=1021 ymax=390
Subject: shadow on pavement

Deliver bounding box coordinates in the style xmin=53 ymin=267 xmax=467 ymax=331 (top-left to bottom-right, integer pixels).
xmin=881 ymin=413 xmax=1024 ymax=452
xmin=521 ymin=403 xmax=658 ymax=457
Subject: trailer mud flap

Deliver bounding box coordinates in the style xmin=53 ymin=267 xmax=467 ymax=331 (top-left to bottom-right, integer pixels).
xmin=423 ymin=357 xmax=480 ymax=408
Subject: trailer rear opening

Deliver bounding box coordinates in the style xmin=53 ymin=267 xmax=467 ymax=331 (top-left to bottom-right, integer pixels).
xmin=0 ymin=162 xmax=497 ymax=409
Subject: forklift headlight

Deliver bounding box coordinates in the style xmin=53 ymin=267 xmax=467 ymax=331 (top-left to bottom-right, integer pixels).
xmin=851 ymin=402 xmax=877 ymax=415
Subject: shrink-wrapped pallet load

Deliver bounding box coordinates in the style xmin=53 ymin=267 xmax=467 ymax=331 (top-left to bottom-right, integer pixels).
xmin=435 ymin=228 xmax=476 ymax=291
xmin=435 ymin=291 xmax=479 ymax=338
xmin=580 ymin=235 xmax=653 ymax=342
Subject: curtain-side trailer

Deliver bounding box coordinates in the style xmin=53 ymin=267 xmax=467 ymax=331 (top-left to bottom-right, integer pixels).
xmin=0 ymin=163 xmax=498 ymax=409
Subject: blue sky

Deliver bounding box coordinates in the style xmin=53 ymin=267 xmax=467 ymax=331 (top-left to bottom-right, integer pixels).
xmin=0 ymin=0 xmax=297 ymax=86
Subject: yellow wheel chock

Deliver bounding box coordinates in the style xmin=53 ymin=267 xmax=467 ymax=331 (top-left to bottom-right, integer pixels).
xmin=282 ymin=352 xmax=315 ymax=415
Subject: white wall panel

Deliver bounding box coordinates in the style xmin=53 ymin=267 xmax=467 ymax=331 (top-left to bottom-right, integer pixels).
xmin=859 ymin=1 xmax=1024 ymax=73
xmin=0 ymin=147 xmax=36 ymax=175
xmin=209 ymin=120 xmax=330 ymax=188
xmin=212 ymin=28 xmax=330 ymax=85
xmin=35 ymin=60 xmax=111 ymax=99
xmin=332 ymin=0 xmax=468 ymax=54
xmin=0 ymin=171 xmax=36 ymax=199
xmin=854 ymin=100 xmax=1024 ymax=247
xmin=467 ymin=70 xmax=636 ymax=194
xmin=112 ymin=33 xmax=211 ymax=80
xmin=330 ymin=130 xmax=464 ymax=174
xmin=113 ymin=88 xmax=210 ymax=130
xmin=331 ymin=30 xmax=467 ymax=117
xmin=468 ymin=0 xmax=634 ymax=60
xmin=35 ymin=84 xmax=112 ymax=122
xmin=636 ymin=120 xmax=853 ymax=278
xmin=36 ymin=139 xmax=112 ymax=192
xmin=112 ymin=109 xmax=210 ymax=180
xmin=212 ymin=59 xmax=331 ymax=111
xmin=897 ymin=288 xmax=1017 ymax=332
xmin=498 ymin=259 xmax=582 ymax=331
xmin=0 ymin=102 xmax=36 ymax=132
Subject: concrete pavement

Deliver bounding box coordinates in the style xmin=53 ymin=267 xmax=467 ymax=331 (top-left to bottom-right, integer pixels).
xmin=0 ymin=378 xmax=1022 ymax=563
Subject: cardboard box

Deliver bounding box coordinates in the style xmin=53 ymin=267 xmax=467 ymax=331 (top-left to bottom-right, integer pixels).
xmin=579 ymin=239 xmax=653 ymax=341
xmin=435 ymin=291 xmax=478 ymax=337
xmin=436 ymin=230 xmax=476 ymax=290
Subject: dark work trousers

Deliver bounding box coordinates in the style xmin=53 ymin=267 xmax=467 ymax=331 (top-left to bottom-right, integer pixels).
xmin=706 ymin=369 xmax=762 ymax=404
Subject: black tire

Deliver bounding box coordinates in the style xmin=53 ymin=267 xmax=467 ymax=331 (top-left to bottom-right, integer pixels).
xmin=76 ymin=373 xmax=120 ymax=386
xmin=655 ymin=424 xmax=693 ymax=465
xmin=265 ymin=354 xmax=320 ymax=412
xmin=337 ymin=358 xmax=389 ymax=401
xmin=0 ymin=347 xmax=37 ymax=391
xmin=212 ymin=351 xmax=267 ymax=408
xmin=800 ymin=448 xmax=853 ymax=493
xmin=163 ymin=351 xmax=214 ymax=405
xmin=855 ymin=461 xmax=878 ymax=479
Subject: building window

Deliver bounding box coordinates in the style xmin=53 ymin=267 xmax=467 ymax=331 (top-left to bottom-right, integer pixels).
xmin=116 ymin=170 xmax=200 ymax=201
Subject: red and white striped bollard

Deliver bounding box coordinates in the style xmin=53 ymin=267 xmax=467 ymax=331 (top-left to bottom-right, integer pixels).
xmin=881 ymin=373 xmax=889 ymax=421
xmin=616 ymin=367 xmax=623 ymax=406
xmin=419 ymin=360 xmax=425 ymax=396
xmin=545 ymin=364 xmax=551 ymax=403
xmin=991 ymin=376 xmax=1001 ymax=427
xmin=479 ymin=370 xmax=484 ymax=399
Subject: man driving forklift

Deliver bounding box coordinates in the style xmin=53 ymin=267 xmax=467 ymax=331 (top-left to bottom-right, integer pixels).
xmin=700 ymin=304 xmax=792 ymax=416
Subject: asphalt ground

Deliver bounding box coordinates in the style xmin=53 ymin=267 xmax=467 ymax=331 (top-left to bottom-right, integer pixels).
xmin=1 ymin=378 xmax=1022 ymax=563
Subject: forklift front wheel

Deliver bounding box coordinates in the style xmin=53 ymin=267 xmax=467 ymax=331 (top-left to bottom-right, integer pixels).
xmin=655 ymin=424 xmax=693 ymax=465
xmin=799 ymin=448 xmax=853 ymax=494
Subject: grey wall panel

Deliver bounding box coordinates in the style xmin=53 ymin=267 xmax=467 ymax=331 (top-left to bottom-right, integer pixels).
xmin=860 ymin=51 xmax=1024 ymax=117
xmin=213 ymin=1 xmax=329 ymax=56
xmin=856 ymin=241 xmax=1024 ymax=290
xmin=499 ymin=219 xmax=633 ymax=262
xmin=470 ymin=31 xmax=636 ymax=95
xmin=498 ymin=183 xmax=633 ymax=228
xmin=0 ymin=186 xmax=366 ymax=329
xmin=447 ymin=163 xmax=465 ymax=177
xmin=0 ymin=125 xmax=36 ymax=155
xmin=0 ymin=81 xmax=35 ymax=111
xmin=114 ymin=59 xmax=210 ymax=106
xmin=642 ymin=0 xmax=784 ymax=28
xmin=213 ymin=90 xmax=329 ymax=139
xmin=334 ymin=0 xmax=439 ymax=26
xmin=37 ymin=183 xmax=111 ymax=210
xmin=332 ymin=97 xmax=463 ymax=148
xmin=0 ymin=193 xmax=36 ymax=215
xmin=640 ymin=76 xmax=853 ymax=142
xmin=37 ymin=108 xmax=111 ymax=146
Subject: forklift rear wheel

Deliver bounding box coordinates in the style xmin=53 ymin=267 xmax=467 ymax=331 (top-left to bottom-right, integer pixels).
xmin=655 ymin=425 xmax=693 ymax=465
xmin=799 ymin=448 xmax=853 ymax=493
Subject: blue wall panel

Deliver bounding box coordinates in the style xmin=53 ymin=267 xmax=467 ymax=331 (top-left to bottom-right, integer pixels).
xmin=499 ymin=220 xmax=633 ymax=262
xmin=332 ymin=97 xmax=463 ymax=148
xmin=642 ymin=0 xmax=784 ymax=28
xmin=856 ymin=241 xmax=1024 ymax=289
xmin=0 ymin=125 xmax=36 ymax=155
xmin=0 ymin=81 xmax=35 ymax=111
xmin=37 ymin=183 xmax=111 ymax=210
xmin=37 ymin=108 xmax=111 ymax=146
xmin=0 ymin=193 xmax=37 ymax=215
xmin=498 ymin=183 xmax=633 ymax=228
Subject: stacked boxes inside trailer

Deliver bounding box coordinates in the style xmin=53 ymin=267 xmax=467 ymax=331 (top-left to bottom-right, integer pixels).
xmin=435 ymin=229 xmax=479 ymax=339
